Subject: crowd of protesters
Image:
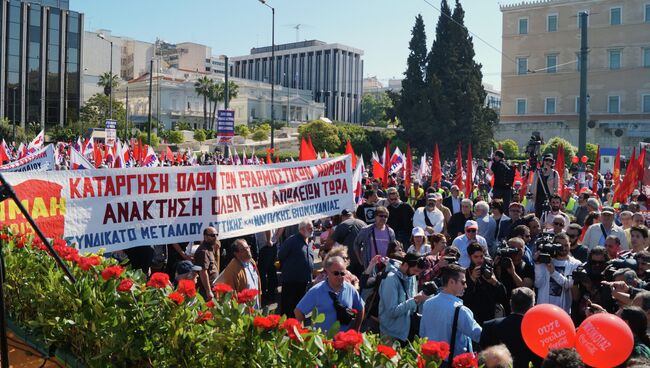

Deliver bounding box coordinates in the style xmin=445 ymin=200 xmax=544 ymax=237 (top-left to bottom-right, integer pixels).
xmin=3 ymin=137 xmax=650 ymax=367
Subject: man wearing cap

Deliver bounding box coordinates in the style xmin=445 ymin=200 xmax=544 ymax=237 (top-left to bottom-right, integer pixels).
xmin=443 ymin=185 xmax=463 ymax=215
xmin=328 ymin=209 xmax=367 ymax=277
xmin=413 ymin=193 xmax=445 ymax=235
xmin=490 ymin=150 xmax=514 ymax=208
xmin=530 ymin=154 xmax=560 ymax=218
xmin=219 ymin=239 xmax=261 ymax=307
xmin=583 ymin=207 xmax=628 ymax=250
xmin=174 ymin=260 xmax=202 ymax=286
xmin=452 ymin=220 xmax=489 ymax=268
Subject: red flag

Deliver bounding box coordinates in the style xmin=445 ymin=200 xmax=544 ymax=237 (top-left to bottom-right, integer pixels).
xmin=0 ymin=142 xmax=9 ymax=163
xmin=431 ymin=143 xmax=442 ymax=187
xmin=383 ymin=141 xmax=391 ymax=189
xmin=299 ymin=137 xmax=306 ymax=161
xmin=275 ymin=155 xmax=280 ymax=163
xmin=345 ymin=140 xmax=357 ymax=168
xmin=405 ymin=143 xmax=413 ymax=190
xmin=300 ymin=136 xmax=317 ymax=161
xmin=520 ymin=171 xmax=530 ymax=199
xmin=81 ymin=138 xmax=89 ymax=155
xmin=592 ymin=145 xmax=600 ymax=195
xmin=307 ymin=134 xmax=317 ymax=160
xmin=613 ymin=147 xmax=621 ymax=188
xmin=373 ymin=157 xmax=385 ymax=183
xmin=93 ymin=144 xmax=102 ymax=168
xmin=454 ymin=143 xmax=464 ymax=190
xmin=165 ymin=146 xmax=174 ymax=162
xmin=637 ymin=146 xmax=646 ymax=187
xmin=514 ymin=168 xmax=523 ymax=185
xmin=133 ymin=141 xmax=140 ymax=163
xmin=614 ymin=148 xmax=637 ymax=203
xmin=265 ymin=151 xmax=272 ymax=164
xmin=139 ymin=138 xmax=145 ymax=162
xmin=555 ymin=145 xmax=565 ymax=198
xmin=465 ymin=144 xmax=473 ymax=198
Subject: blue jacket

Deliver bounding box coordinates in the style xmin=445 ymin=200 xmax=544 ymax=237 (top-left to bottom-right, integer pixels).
xmin=353 ymin=224 xmax=396 ymax=268
xmin=278 ymin=233 xmax=313 ymax=283
xmin=379 ymin=265 xmax=418 ymax=341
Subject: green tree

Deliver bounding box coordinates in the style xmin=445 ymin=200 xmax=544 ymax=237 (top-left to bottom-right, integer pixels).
xmin=194 ymin=76 xmax=213 ymax=130
xmin=0 ymin=118 xmax=29 ymax=144
xmin=235 ymin=124 xmax=251 ymax=138
xmin=499 ymin=139 xmax=520 ymax=158
xmin=208 ymin=81 xmax=239 ymax=130
xmin=166 ymin=131 xmax=185 ymax=144
xmin=586 ymin=143 xmax=598 ymax=162
xmin=97 ymin=72 xmax=119 ymax=95
xmin=174 ymin=120 xmax=192 ymax=131
xmin=361 ymin=92 xmax=392 ymax=124
xmin=79 ymin=93 xmax=127 ymax=131
xmin=542 ymin=137 xmax=577 ymax=162
xmin=251 ymin=129 xmax=269 ymax=142
xmin=194 ymin=129 xmax=206 ymax=142
xmin=139 ymin=132 xmax=160 ymax=147
xmin=298 ymin=120 xmax=341 ymax=153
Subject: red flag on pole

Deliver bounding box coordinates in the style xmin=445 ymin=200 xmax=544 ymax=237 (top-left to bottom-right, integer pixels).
xmin=93 ymin=144 xmax=102 ymax=168
xmin=275 ymin=155 xmax=280 ymax=163
xmin=0 ymin=142 xmax=9 ymax=163
xmin=405 ymin=143 xmax=413 ymax=190
xmin=465 ymin=144 xmax=473 ymax=198
xmin=614 ymin=147 xmax=637 ymax=203
xmin=613 ymin=147 xmax=621 ymax=189
xmin=307 ymin=134 xmax=317 ymax=159
xmin=345 ymin=140 xmax=357 ymax=168
xmin=165 ymin=146 xmax=174 ymax=162
xmin=592 ymin=145 xmax=600 ymax=195
xmin=454 ymin=143 xmax=464 ymax=191
xmin=299 ymin=137 xmax=306 ymax=161
xmin=637 ymin=146 xmax=646 ymax=189
xmin=373 ymin=157 xmax=384 ymax=183
xmin=383 ymin=141 xmax=391 ymax=189
xmin=431 ymin=143 xmax=442 ymax=187
xmin=555 ymin=145 xmax=565 ymax=198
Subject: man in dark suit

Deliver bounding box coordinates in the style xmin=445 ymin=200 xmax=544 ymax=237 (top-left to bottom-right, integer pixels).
xmin=480 ymin=287 xmax=542 ymax=368
xmin=443 ymin=185 xmax=463 ymax=215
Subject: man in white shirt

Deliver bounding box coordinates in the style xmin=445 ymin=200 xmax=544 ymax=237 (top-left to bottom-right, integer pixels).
xmin=452 ymin=220 xmax=489 ymax=268
xmin=534 ymin=233 xmax=581 ymax=313
xmin=413 ymin=194 xmax=445 ymax=234
xmin=583 ymin=207 xmax=628 ymax=250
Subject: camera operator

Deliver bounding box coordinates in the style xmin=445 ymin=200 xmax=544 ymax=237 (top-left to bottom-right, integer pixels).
xmin=534 ymin=233 xmax=582 ymax=313
xmin=570 ymin=246 xmax=612 ymax=325
xmin=463 ymin=242 xmax=507 ymax=325
xmin=541 ymin=195 xmax=569 ymax=232
xmin=530 ymin=154 xmax=560 ymax=218
xmin=494 ymin=237 xmax=534 ymax=313
xmin=490 ymin=150 xmax=515 ymax=208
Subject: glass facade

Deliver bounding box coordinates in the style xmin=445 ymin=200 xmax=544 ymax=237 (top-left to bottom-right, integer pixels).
xmin=65 ymin=11 xmax=81 ymax=123
xmin=5 ymin=1 xmax=22 ymax=124
xmin=46 ymin=8 xmax=61 ymax=125
xmin=27 ymin=5 xmax=42 ymax=123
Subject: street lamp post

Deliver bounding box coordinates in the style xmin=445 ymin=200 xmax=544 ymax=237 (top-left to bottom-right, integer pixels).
xmin=97 ymin=33 xmax=114 ymax=120
xmin=259 ymin=0 xmax=275 ymax=150
xmin=11 ymin=87 xmax=17 ymax=143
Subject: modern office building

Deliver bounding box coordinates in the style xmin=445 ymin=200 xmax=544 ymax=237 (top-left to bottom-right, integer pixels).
xmin=231 ymin=40 xmax=364 ymax=123
xmin=1 ymin=0 xmax=83 ymax=128
xmin=499 ymin=0 xmax=650 ymax=151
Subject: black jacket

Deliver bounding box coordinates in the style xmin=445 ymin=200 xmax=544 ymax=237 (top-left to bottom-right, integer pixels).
xmin=480 ymin=314 xmax=542 ymax=368
xmin=491 ymin=160 xmax=514 ymax=189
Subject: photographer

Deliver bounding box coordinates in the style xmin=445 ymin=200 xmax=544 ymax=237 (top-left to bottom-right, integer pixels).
xmin=490 ymin=150 xmax=515 ymax=208
xmin=570 ymin=246 xmax=612 ymax=325
xmin=494 ymin=237 xmax=534 ymax=312
xmin=463 ymin=242 xmax=507 ymax=325
xmin=541 ymin=195 xmax=569 ymax=232
xmin=534 ymin=233 xmax=582 ymax=313
xmin=379 ymin=253 xmax=430 ymax=344
xmin=530 ymin=154 xmax=560 ymax=218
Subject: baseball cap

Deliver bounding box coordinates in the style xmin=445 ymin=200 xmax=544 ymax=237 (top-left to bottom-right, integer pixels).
xmin=176 ymin=260 xmax=201 ymax=276
xmin=632 ymin=189 xmax=641 ymax=196
xmin=509 ymin=202 xmax=522 ymax=209
xmin=341 ymin=209 xmax=353 ymax=216
xmin=601 ymin=206 xmax=615 ymax=215
xmin=464 ymin=220 xmax=479 ymax=230
xmin=412 ymin=227 xmax=426 ymax=237
xmin=427 ymin=193 xmax=437 ymax=201
xmin=432 ymin=192 xmax=443 ymax=200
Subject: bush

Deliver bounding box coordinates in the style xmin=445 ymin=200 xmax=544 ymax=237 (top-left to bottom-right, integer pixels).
xmin=542 ymin=137 xmax=577 ymax=162
xmin=0 ymin=118 xmax=31 ymax=144
xmin=235 ymin=124 xmax=251 ymax=139
xmin=498 ymin=139 xmax=520 ymax=159
xmin=166 ymin=131 xmax=184 ymax=144
xmin=194 ymin=129 xmax=207 ymax=142
xmin=0 ymin=229 xmax=441 ymax=368
xmin=139 ymin=132 xmax=160 ymax=147
xmin=298 ymin=120 xmax=341 ymax=153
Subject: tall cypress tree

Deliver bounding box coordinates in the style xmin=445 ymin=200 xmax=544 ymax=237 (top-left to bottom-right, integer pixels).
xmin=399 ymin=15 xmax=434 ymax=153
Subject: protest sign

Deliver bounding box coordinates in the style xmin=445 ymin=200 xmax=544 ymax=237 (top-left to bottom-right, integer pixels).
xmin=214 ymin=156 xmax=354 ymax=238
xmin=0 ymin=144 xmax=56 ymax=172
xmin=217 ymin=110 xmax=235 ymax=144
xmin=1 ymin=157 xmax=353 ymax=253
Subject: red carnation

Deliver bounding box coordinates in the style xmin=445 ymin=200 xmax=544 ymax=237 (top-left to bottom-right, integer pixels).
xmin=101 ymin=265 xmax=125 ymax=281
xmin=281 ymin=318 xmax=309 ymax=342
xmin=146 ymin=272 xmax=170 ymax=289
xmin=332 ymin=330 xmax=364 ymax=351
xmin=168 ymin=291 xmax=184 ymax=305
xmin=116 ymin=279 xmax=135 ymax=292
xmin=417 ymin=356 xmax=426 ymax=368
xmin=452 ymin=352 xmax=478 ymax=368
xmin=196 ymin=310 xmax=213 ymax=324
xmin=212 ymin=283 xmax=233 ymax=294
xmin=77 ymin=255 xmax=102 ymax=271
xmin=253 ymin=314 xmax=281 ymax=330
xmin=236 ymin=289 xmax=259 ymax=304
xmin=421 ymin=341 xmax=450 ymax=361
xmin=377 ymin=344 xmax=397 ymax=359
xmin=177 ymin=279 xmax=197 ymax=297
xmin=205 ymin=300 xmax=215 ymax=308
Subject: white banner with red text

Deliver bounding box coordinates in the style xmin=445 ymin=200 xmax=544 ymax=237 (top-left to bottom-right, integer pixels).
xmin=0 ymin=144 xmax=56 ymax=172
xmin=0 ymin=157 xmax=353 ymax=253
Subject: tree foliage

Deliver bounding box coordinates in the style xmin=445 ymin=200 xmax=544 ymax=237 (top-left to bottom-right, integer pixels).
xmin=542 ymin=137 xmax=577 ymax=161
xmin=235 ymin=124 xmax=251 ymax=139
xmin=139 ymin=132 xmax=160 ymax=147
xmin=498 ymin=139 xmax=520 ymax=159
xmin=360 ymin=92 xmax=393 ymax=124
xmin=79 ymin=93 xmax=127 ymax=131
xmin=166 ymin=131 xmax=185 ymax=144
xmin=586 ymin=143 xmax=598 ymax=162
xmin=297 ymin=120 xmax=341 ymax=153
xmin=0 ymin=118 xmax=31 ymax=144
xmin=193 ymin=129 xmax=207 ymax=142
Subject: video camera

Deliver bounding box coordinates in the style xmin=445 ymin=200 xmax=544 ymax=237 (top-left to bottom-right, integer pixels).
xmin=535 ymin=234 xmax=563 ymax=264
xmin=525 ymin=132 xmax=544 ymax=168
xmin=495 ymin=240 xmax=519 ymax=268
xmin=480 ymin=258 xmax=494 ymax=279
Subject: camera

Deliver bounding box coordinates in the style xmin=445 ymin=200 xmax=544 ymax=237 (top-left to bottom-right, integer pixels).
xmin=443 ymin=256 xmax=459 ymax=265
xmin=421 ymin=281 xmax=439 ymax=296
xmin=480 ymin=258 xmax=494 ymax=279
xmin=535 ymin=234 xmax=563 ymax=264
xmin=572 ymin=264 xmax=590 ymax=283
xmin=496 ymin=242 xmax=519 ymax=268
xmin=525 ymin=132 xmax=544 ymax=168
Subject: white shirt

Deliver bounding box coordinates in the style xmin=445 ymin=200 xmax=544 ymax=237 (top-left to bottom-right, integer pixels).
xmin=583 ymin=223 xmax=629 ymax=250
xmin=452 ymin=234 xmax=489 ymax=268
xmin=413 ymin=207 xmax=445 ymax=233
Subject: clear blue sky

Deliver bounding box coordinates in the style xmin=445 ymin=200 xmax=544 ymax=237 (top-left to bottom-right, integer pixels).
xmin=73 ymin=0 xmax=523 ymax=90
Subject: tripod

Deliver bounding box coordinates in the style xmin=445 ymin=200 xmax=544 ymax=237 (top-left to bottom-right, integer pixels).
xmin=0 ymin=173 xmax=76 ymax=368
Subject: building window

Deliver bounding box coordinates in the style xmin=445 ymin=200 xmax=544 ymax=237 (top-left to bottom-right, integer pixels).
xmin=643 ymin=95 xmax=650 ymax=113
xmin=517 ymin=57 xmax=528 ymax=75
xmin=548 ymin=14 xmax=558 ymax=32
xmin=518 ymin=18 xmax=528 ymax=34
xmin=516 ymin=98 xmax=527 ymax=115
xmin=546 ymin=54 xmax=558 ymax=73
xmin=610 ymin=7 xmax=622 ymax=25
xmin=545 ymin=97 xmax=556 ymax=114
xmin=646 ymin=4 xmax=650 ymax=22
xmin=608 ymin=95 xmax=620 ymax=113
xmin=644 ymin=48 xmax=650 ymax=68
xmin=609 ymin=50 xmax=622 ymax=70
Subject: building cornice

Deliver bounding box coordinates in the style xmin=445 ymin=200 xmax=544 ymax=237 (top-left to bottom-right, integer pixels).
xmin=500 ymin=0 xmax=600 ymax=12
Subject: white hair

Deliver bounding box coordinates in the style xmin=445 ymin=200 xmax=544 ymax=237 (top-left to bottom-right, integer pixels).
xmin=461 ymin=198 xmax=473 ymax=208
xmin=475 ymin=201 xmax=489 ymax=214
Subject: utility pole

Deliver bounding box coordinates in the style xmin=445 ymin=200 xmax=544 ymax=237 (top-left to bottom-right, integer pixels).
xmin=147 ymin=60 xmax=153 ymax=145
xmin=578 ymin=11 xmax=589 ymax=158
xmin=125 ymin=86 xmax=129 ymax=139
xmin=224 ymin=56 xmax=230 ymax=109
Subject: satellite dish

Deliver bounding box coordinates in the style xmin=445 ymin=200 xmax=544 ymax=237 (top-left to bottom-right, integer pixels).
xmin=614 ymin=129 xmax=623 ymax=137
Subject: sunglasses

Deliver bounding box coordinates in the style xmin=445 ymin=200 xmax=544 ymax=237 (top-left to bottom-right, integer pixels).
xmin=466 ymin=229 xmax=477 ymax=233
xmin=553 ymin=222 xmax=564 ymax=226
xmin=330 ymin=271 xmax=346 ymax=277
xmin=205 ymin=233 xmax=218 ymax=238
xmin=376 ymin=214 xmax=388 ymax=218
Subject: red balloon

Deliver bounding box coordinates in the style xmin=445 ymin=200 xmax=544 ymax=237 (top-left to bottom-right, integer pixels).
xmin=571 ymin=156 xmax=579 ymax=164
xmin=521 ymin=304 xmax=576 ymax=358
xmin=575 ymin=314 xmax=633 ymax=368
xmin=581 ymin=155 xmax=588 ymax=163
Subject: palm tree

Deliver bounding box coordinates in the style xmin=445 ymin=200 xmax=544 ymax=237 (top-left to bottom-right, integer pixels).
xmin=97 ymin=72 xmax=119 ymax=94
xmin=209 ymin=81 xmax=239 ymax=130
xmin=194 ymin=76 xmax=213 ymax=130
